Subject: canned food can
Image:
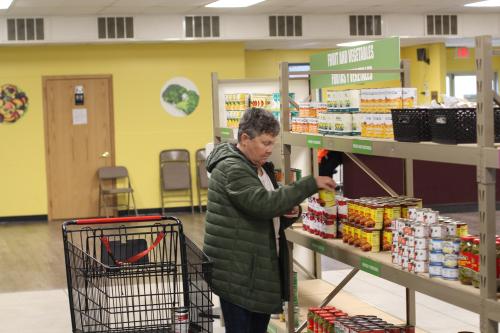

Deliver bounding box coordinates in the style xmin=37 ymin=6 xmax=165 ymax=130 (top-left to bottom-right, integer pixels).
xmin=429 ymin=264 xmax=442 ymax=277
xmin=174 ymin=307 xmax=189 ymax=333
xmin=423 ymin=210 xmax=439 ymax=224
xmin=456 ymin=223 xmax=469 ymax=237
xmin=443 ymin=254 xmax=458 ymax=268
xmin=414 ymin=260 xmax=429 ymax=273
xmin=429 ymin=251 xmax=444 ymax=264
xmin=414 ymin=248 xmax=428 ymax=261
xmin=413 ymin=223 xmax=430 ymax=238
xmin=405 ymin=235 xmax=415 ymax=247
xmin=319 ymin=189 xmax=335 ymax=207
xmin=445 ymin=222 xmax=457 ymax=237
xmin=442 ymin=267 xmax=459 ymax=280
xmin=416 ymin=209 xmax=426 ymax=223
xmin=408 ymin=208 xmax=418 ymax=221
xmin=430 ymin=238 xmax=443 ymax=252
xmin=430 ymin=223 xmax=448 ymax=239
xmin=414 ymin=237 xmax=429 ymax=250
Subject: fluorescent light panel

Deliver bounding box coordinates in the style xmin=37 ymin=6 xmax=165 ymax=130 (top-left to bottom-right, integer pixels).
xmin=206 ymin=0 xmax=266 ymax=8
xmin=337 ymin=41 xmax=372 ymax=47
xmin=0 ymin=0 xmax=14 ymax=10
xmin=465 ymin=0 xmax=500 ymax=7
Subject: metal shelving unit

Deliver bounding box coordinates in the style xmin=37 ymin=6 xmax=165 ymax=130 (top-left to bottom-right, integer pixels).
xmin=279 ymin=36 xmax=500 ymax=333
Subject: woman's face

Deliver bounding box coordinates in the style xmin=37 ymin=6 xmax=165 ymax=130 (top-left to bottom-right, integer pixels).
xmin=239 ymin=132 xmax=277 ymax=166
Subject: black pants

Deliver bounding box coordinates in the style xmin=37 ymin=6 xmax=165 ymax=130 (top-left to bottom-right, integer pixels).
xmin=220 ymin=298 xmax=271 ymax=333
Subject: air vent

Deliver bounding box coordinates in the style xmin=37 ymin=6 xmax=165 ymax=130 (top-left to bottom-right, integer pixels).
xmin=426 ymin=15 xmax=457 ymax=35
xmin=268 ymin=16 xmax=302 ymax=37
xmin=7 ymin=18 xmax=44 ymax=41
xmin=98 ymin=17 xmax=134 ymax=39
xmin=184 ymin=16 xmax=220 ymax=38
xmin=349 ymin=15 xmax=382 ymax=36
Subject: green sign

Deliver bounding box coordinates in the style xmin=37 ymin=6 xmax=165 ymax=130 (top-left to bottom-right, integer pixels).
xmin=352 ymin=139 xmax=373 ymax=155
xmin=220 ymin=128 xmax=232 ymax=139
xmin=267 ymin=324 xmax=278 ymax=333
xmin=360 ymin=258 xmax=381 ymax=276
xmin=306 ymin=135 xmax=323 ymax=148
xmin=310 ymin=37 xmax=400 ymax=89
xmin=311 ymin=239 xmax=325 ymax=254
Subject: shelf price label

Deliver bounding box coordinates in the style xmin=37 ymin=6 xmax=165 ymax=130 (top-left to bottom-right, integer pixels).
xmin=310 ymin=239 xmax=325 ymax=254
xmin=307 ymin=135 xmax=323 ymax=148
xmin=352 ymin=139 xmax=373 ymax=155
xmin=220 ymin=128 xmax=232 ymax=139
xmin=267 ymin=324 xmax=278 ymax=333
xmin=360 ymin=258 xmax=381 ymax=276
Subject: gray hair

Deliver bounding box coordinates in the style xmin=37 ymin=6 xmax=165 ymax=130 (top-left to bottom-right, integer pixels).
xmin=237 ymin=108 xmax=280 ymax=142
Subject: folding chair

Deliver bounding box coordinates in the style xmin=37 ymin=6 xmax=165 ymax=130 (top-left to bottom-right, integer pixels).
xmin=160 ymin=149 xmax=194 ymax=215
xmin=98 ymin=166 xmax=138 ymax=217
xmin=195 ymin=148 xmax=209 ymax=213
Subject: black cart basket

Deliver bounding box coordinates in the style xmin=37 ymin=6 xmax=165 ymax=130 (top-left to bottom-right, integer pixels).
xmin=62 ymin=215 xmax=213 ymax=333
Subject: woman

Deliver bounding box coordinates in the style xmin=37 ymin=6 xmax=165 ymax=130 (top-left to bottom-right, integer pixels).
xmin=203 ymin=108 xmax=336 ymax=333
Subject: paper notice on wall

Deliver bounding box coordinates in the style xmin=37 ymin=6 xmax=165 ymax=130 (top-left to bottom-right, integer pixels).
xmin=72 ymin=108 xmax=87 ymax=125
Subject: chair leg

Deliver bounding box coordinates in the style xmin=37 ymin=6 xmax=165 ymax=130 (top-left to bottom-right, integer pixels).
xmin=190 ymin=189 xmax=194 ymax=215
xmin=198 ymin=190 xmax=202 ymax=213
xmin=98 ymin=189 xmax=102 ymax=217
xmin=161 ymin=189 xmax=164 ymax=216
xmin=131 ymin=191 xmax=138 ymax=216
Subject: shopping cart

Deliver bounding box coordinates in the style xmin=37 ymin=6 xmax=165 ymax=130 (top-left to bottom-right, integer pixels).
xmin=62 ymin=215 xmax=213 ymax=333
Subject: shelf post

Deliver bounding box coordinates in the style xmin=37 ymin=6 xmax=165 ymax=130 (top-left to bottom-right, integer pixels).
xmin=287 ymin=240 xmax=295 ymax=333
xmin=404 ymin=156 xmax=416 ymax=326
xmin=475 ymin=35 xmax=498 ymax=333
xmin=211 ymin=72 xmax=221 ymax=143
xmin=280 ymin=62 xmax=292 ymax=185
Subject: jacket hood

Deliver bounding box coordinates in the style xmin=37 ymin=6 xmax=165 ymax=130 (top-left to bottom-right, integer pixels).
xmin=206 ymin=143 xmax=250 ymax=172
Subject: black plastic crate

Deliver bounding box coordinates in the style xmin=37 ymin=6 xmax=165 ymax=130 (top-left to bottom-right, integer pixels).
xmin=430 ymin=107 xmax=500 ymax=144
xmin=391 ymin=108 xmax=432 ymax=142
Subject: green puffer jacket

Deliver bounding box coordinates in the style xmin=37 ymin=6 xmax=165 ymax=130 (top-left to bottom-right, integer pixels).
xmin=203 ymin=143 xmax=318 ymax=314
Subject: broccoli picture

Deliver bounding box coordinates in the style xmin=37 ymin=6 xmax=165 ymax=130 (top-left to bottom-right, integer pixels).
xmin=176 ymin=90 xmax=200 ymax=115
xmin=161 ymin=82 xmax=200 ymax=116
xmin=162 ymin=84 xmax=187 ymax=104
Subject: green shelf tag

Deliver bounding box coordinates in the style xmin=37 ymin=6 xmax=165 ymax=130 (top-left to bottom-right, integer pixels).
xmin=267 ymin=324 xmax=278 ymax=333
xmin=360 ymin=258 xmax=381 ymax=276
xmin=352 ymin=139 xmax=373 ymax=155
xmin=220 ymin=128 xmax=232 ymax=139
xmin=307 ymin=135 xmax=323 ymax=148
xmin=311 ymin=239 xmax=325 ymax=254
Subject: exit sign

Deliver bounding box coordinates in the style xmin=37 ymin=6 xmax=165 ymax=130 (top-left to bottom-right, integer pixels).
xmin=456 ymin=47 xmax=470 ymax=59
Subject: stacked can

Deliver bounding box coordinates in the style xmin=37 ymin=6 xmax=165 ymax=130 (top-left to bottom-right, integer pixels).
xmin=303 ymin=195 xmax=337 ymax=239
xmin=336 ymin=196 xmax=348 ymax=239
xmin=306 ymin=306 xmax=348 ymax=333
xmin=333 ymin=315 xmax=415 ymax=333
xmin=391 ymin=208 xmax=438 ymax=273
xmin=429 ymin=218 xmax=449 ymax=279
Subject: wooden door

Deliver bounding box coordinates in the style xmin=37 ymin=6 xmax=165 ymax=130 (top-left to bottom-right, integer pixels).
xmin=43 ymin=75 xmax=115 ymax=220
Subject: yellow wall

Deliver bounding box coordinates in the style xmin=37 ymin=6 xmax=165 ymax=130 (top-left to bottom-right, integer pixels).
xmin=0 ymin=42 xmax=245 ymax=217
xmin=401 ymin=43 xmax=447 ymax=105
xmin=245 ymin=49 xmax=328 ymax=78
xmin=446 ymin=47 xmax=500 ymax=75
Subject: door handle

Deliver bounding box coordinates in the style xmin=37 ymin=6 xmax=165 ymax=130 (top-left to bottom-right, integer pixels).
xmin=101 ymin=151 xmax=111 ymax=158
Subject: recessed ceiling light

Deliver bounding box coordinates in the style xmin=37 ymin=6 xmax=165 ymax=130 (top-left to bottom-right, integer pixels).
xmin=206 ymin=0 xmax=266 ymax=8
xmin=465 ymin=0 xmax=500 ymax=7
xmin=0 ymin=0 xmax=14 ymax=10
xmin=336 ymin=41 xmax=372 ymax=47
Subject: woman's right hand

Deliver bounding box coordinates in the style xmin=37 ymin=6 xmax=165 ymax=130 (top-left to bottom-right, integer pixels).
xmin=315 ymin=176 xmax=336 ymax=191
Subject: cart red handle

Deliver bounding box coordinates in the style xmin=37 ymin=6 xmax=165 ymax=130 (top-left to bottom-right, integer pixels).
xmin=69 ymin=215 xmax=163 ymax=225
xmin=100 ymin=231 xmax=165 ymax=266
